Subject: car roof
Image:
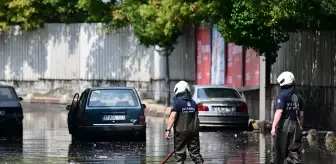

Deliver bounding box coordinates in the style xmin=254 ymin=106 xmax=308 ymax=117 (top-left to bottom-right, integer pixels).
xmin=89 ymin=86 xmax=135 ymax=90
xmin=192 ymin=85 xmax=235 ymax=89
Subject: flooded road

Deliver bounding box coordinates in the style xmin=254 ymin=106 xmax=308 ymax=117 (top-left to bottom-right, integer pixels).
xmin=0 ymin=103 xmax=335 ymax=163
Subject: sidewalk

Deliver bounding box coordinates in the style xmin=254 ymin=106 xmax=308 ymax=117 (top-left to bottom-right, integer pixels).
xmin=22 ymin=95 xmax=265 ymax=131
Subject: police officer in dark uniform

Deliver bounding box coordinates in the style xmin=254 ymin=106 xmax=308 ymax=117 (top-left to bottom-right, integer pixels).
xmin=271 ymin=71 xmax=304 ymax=164
xmin=165 ymin=81 xmax=204 ymax=164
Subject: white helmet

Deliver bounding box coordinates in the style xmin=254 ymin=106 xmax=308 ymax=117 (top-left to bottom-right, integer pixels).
xmin=174 ymin=81 xmax=190 ymax=95
xmin=277 ymin=71 xmax=295 ymax=86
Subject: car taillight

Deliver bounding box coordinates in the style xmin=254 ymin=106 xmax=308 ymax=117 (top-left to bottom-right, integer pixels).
xmin=197 ymin=104 xmax=209 ymax=111
xmin=236 ymin=103 xmax=248 ymax=113
xmin=139 ymin=114 xmax=146 ymax=125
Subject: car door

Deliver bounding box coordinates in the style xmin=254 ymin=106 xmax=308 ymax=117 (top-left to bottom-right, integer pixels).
xmin=76 ymin=89 xmax=90 ymax=126
xmin=68 ymin=93 xmax=80 ymax=134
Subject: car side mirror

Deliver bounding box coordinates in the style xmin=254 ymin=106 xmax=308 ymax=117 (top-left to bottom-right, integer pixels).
xmin=141 ymin=104 xmax=146 ymax=109
xmin=66 ymin=105 xmax=72 ymax=111
xmin=19 ymin=97 xmax=23 ymax=101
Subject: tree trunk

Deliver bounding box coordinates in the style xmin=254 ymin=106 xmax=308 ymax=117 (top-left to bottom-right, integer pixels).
xmin=155 ymin=45 xmax=173 ymax=107
xmin=165 ymin=53 xmax=170 ymax=107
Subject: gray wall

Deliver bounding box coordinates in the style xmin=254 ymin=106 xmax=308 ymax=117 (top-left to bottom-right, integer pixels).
xmin=0 ymin=23 xmax=195 ymax=100
xmin=271 ymin=31 xmax=336 ymax=130
xmin=151 ymin=25 xmax=196 ymax=103
xmin=243 ymin=31 xmax=336 ymax=130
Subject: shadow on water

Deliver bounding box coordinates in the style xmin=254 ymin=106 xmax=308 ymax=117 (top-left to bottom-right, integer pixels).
xmin=0 ymin=139 xmax=23 ymax=163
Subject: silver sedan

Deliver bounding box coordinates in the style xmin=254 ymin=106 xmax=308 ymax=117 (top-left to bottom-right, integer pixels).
xmin=191 ymin=85 xmax=249 ymax=129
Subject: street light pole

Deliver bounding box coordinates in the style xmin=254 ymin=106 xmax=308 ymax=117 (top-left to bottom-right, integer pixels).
xmin=259 ymin=56 xmax=266 ymax=130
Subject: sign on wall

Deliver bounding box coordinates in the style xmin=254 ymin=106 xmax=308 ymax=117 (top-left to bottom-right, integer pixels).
xmin=225 ymin=43 xmax=243 ymax=87
xmin=244 ymin=49 xmax=260 ymax=86
xmin=211 ymin=27 xmax=226 ymax=85
xmin=196 ymin=27 xmax=211 ymax=85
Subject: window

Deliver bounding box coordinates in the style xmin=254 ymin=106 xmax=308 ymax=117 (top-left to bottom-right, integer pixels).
xmin=197 ymin=88 xmax=241 ymax=99
xmin=88 ymin=89 xmax=139 ymax=107
xmin=0 ymin=87 xmax=17 ymax=100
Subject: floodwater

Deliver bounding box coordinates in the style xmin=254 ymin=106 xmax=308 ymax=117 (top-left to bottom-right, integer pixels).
xmin=0 ymin=103 xmax=335 ymax=163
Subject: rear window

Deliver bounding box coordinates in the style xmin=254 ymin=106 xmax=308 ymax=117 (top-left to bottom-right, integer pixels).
xmin=0 ymin=87 xmax=17 ymax=100
xmin=88 ymin=89 xmax=139 ymax=107
xmin=197 ymin=88 xmax=241 ymax=99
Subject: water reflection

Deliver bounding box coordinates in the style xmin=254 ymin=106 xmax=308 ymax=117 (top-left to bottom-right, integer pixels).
xmin=0 ymin=139 xmax=23 ymax=163
xmin=22 ymin=111 xmax=70 ymax=163
xmin=9 ymin=104 xmax=336 ymax=163
xmin=68 ymin=142 xmax=146 ymax=163
xmin=302 ymin=138 xmax=336 ymax=164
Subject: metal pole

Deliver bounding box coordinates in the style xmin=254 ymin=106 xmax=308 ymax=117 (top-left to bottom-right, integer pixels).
xmin=259 ymin=56 xmax=266 ymax=124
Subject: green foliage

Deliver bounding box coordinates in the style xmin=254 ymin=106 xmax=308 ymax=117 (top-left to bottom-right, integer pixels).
xmin=0 ymin=0 xmax=112 ymax=31
xmin=215 ymin=0 xmax=336 ymax=63
xmin=215 ymin=0 xmax=290 ymax=63
xmin=1 ymin=0 xmax=336 ymax=62
xmin=77 ymin=0 xmax=114 ymax=22
xmin=0 ymin=0 xmax=43 ymax=31
xmin=109 ymin=0 xmax=219 ymax=48
xmin=107 ymin=0 xmax=336 ymax=61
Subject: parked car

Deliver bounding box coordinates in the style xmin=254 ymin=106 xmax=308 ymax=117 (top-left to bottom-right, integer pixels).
xmin=66 ymin=87 xmax=147 ymax=141
xmin=191 ymin=85 xmax=249 ymax=129
xmin=0 ymin=85 xmax=24 ymax=139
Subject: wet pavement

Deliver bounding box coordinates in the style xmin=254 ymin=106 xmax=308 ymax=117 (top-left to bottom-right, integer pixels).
xmin=0 ymin=103 xmax=335 ymax=163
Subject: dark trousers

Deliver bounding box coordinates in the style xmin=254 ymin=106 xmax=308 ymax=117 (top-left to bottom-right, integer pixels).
xmin=174 ymin=131 xmax=204 ymax=164
xmin=272 ymin=119 xmax=302 ymax=164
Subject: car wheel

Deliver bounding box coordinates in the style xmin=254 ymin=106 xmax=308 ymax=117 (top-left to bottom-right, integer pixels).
xmin=242 ymin=124 xmax=250 ymax=131
xmin=137 ymin=132 xmax=146 ymax=142
xmin=7 ymin=122 xmax=23 ymax=141
xmin=72 ymin=134 xmax=80 ymax=142
xmin=71 ymin=131 xmax=81 ymax=142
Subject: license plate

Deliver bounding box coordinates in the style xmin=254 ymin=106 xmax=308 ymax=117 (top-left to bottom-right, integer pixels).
xmin=212 ymin=107 xmax=232 ymax=113
xmin=0 ymin=111 xmax=4 ymax=115
xmin=102 ymin=115 xmax=125 ymax=121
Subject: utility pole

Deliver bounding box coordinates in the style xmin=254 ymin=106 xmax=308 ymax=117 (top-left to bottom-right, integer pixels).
xmin=259 ymin=56 xmax=266 ymax=130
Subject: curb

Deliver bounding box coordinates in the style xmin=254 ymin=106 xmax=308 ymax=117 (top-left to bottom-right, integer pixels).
xmin=142 ymin=100 xmax=171 ymax=118
xmin=248 ymin=119 xmax=272 ymax=132
xmin=23 ymin=96 xmax=72 ymax=105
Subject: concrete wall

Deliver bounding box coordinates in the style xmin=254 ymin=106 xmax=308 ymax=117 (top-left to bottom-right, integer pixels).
xmin=0 ymin=23 xmax=195 ymax=101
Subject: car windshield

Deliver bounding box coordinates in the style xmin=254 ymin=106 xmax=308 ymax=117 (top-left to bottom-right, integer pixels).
xmin=0 ymin=87 xmax=17 ymax=100
xmin=88 ymin=89 xmax=139 ymax=107
xmin=197 ymin=88 xmax=240 ymax=99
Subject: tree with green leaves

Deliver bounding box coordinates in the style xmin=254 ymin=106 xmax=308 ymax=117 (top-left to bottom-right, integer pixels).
xmin=0 ymin=0 xmax=44 ymax=31
xmin=0 ymin=0 xmax=113 ymax=31
xmin=107 ymin=0 xmax=219 ymax=105
xmin=214 ymin=0 xmax=336 ymax=63
xmin=109 ymin=0 xmax=218 ymax=48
